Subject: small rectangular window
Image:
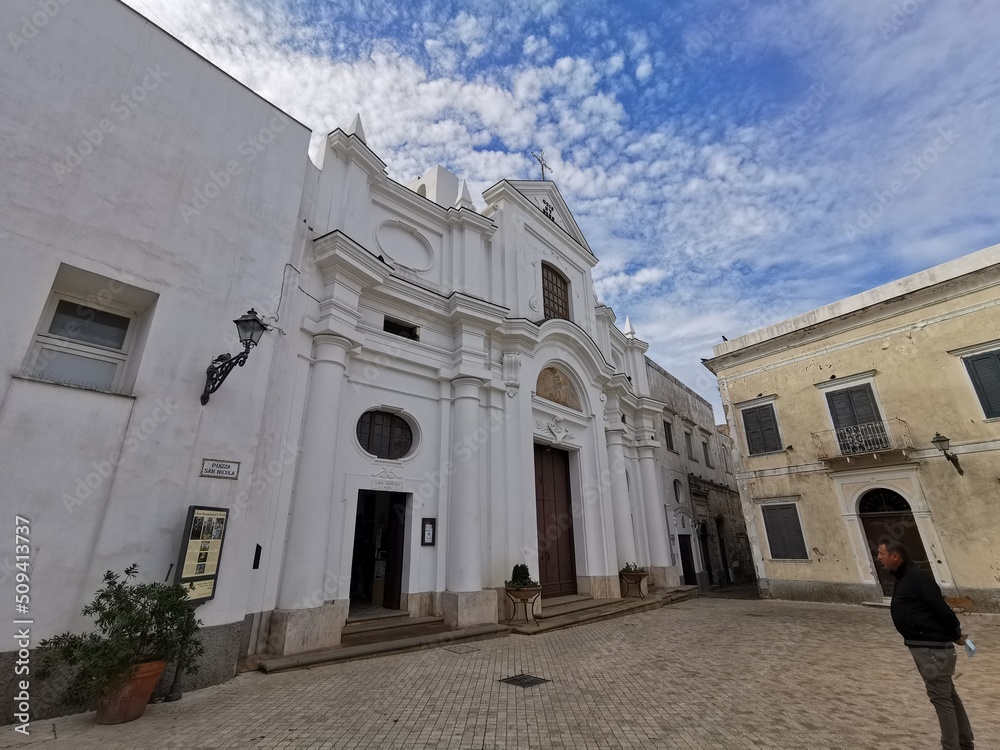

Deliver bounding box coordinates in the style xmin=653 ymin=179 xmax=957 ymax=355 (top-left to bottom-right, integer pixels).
xmin=383 ymin=318 xmax=419 ymax=341
xmin=702 ymin=440 xmax=713 ymax=467
xmin=964 ymin=350 xmax=1000 ymax=418
xmin=762 ymin=504 xmax=808 ymax=560
xmin=22 ymin=265 xmax=156 ymax=394
xmin=741 ymin=403 xmax=782 ymax=455
xmin=663 ymin=421 xmax=675 ymax=452
xmin=684 ymin=431 xmax=696 ymax=460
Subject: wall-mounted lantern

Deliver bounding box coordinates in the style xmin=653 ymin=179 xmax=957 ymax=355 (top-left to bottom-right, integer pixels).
xmin=931 ymin=432 xmax=964 ymax=475
xmin=200 ymin=309 xmax=270 ymax=405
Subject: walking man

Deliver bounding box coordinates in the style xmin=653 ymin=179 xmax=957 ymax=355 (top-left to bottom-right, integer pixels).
xmin=877 ymin=541 xmax=974 ymax=750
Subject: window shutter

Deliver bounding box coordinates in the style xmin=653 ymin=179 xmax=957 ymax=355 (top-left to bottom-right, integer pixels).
xmin=965 ymin=352 xmax=1000 ymax=418
xmin=763 ymin=504 xmax=807 ymax=560
xmin=743 ymin=407 xmax=765 ymax=454
xmin=827 ymin=385 xmax=880 ymax=428
xmin=757 ymin=405 xmax=781 ymax=451
xmin=762 ymin=506 xmax=790 ymax=559
xmin=826 ymin=390 xmax=855 ymax=430
xmin=848 ymin=385 xmax=879 ymax=424
xmin=780 ymin=505 xmax=808 ymax=559
xmin=744 ymin=404 xmax=780 ymax=454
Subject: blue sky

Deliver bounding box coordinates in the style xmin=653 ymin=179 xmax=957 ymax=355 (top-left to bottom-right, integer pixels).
xmin=125 ymin=0 xmax=1000 ymax=416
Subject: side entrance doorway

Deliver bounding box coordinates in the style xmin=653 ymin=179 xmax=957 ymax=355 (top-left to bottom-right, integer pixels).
xmin=698 ymin=521 xmax=715 ymax=586
xmin=859 ymin=488 xmax=931 ymax=597
xmin=350 ymin=491 xmax=407 ymax=611
xmin=534 ymin=444 xmax=577 ymax=598
xmin=677 ymin=534 xmax=696 ymax=587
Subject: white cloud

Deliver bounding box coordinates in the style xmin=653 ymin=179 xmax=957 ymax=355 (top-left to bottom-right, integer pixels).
xmin=116 ymin=0 xmax=1000 ymax=418
xmin=635 ymin=56 xmax=653 ymax=81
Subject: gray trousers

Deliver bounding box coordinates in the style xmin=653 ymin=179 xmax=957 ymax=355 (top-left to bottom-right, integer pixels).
xmin=909 ymin=646 xmax=974 ymax=750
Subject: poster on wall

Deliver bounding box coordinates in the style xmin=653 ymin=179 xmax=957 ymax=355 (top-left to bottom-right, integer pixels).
xmin=174 ymin=505 xmax=229 ymax=603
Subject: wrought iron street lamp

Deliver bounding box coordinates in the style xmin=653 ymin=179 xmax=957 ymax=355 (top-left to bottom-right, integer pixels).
xmin=931 ymin=432 xmax=964 ymax=475
xmin=200 ymin=309 xmax=270 ymax=405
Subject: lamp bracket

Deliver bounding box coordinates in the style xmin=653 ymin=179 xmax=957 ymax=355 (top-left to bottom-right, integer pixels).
xmin=200 ymin=344 xmax=251 ymax=405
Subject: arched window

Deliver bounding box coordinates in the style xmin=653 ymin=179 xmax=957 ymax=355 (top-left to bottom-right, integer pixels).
xmin=858 ymin=488 xmax=911 ymax=514
xmin=673 ymin=479 xmax=684 ymax=505
xmin=356 ymin=410 xmax=413 ymax=459
xmin=541 ymin=263 xmax=569 ymax=320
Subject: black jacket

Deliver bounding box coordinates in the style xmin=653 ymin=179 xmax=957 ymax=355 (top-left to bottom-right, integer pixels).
xmin=889 ymin=561 xmax=961 ymax=646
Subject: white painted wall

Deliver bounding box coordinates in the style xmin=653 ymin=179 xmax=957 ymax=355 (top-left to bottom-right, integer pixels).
xmin=0 ymin=0 xmax=311 ymax=648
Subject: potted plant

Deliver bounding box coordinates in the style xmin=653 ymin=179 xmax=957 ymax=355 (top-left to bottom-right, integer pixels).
xmin=619 ymin=562 xmax=650 ymax=598
xmin=504 ymin=564 xmax=542 ymax=625
xmin=37 ymin=564 xmax=204 ymax=724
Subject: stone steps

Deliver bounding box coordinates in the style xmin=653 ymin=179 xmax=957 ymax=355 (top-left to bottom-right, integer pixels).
xmin=254 ymin=586 xmax=699 ymax=674
xmin=511 ymin=586 xmax=698 ymax=635
xmin=342 ymin=614 xmax=443 ymax=636
xmin=258 ymin=622 xmax=509 ymax=674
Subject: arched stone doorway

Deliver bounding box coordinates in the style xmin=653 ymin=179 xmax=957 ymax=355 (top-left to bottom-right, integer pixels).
xmin=859 ymin=488 xmax=931 ymax=596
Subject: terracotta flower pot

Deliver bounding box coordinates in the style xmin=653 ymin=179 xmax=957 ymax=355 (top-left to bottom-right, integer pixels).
xmin=95 ymin=660 xmax=166 ymax=725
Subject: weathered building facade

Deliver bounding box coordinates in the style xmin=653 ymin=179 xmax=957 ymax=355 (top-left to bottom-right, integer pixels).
xmin=704 ymin=245 xmax=1000 ymax=612
xmin=646 ymin=360 xmax=753 ymax=589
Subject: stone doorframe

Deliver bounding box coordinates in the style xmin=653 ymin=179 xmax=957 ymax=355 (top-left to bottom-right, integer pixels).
xmin=830 ymin=465 xmax=955 ymax=594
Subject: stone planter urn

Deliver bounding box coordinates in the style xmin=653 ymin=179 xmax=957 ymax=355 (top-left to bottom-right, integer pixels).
xmin=504 ymin=564 xmax=542 ymax=625
xmin=619 ymin=567 xmax=649 ymax=599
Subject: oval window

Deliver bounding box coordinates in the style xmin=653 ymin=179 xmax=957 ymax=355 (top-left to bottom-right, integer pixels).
xmin=356 ymin=411 xmax=413 ymax=459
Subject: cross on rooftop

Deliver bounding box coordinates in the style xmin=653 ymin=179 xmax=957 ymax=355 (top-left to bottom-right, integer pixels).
xmin=531 ymin=150 xmax=552 ymax=181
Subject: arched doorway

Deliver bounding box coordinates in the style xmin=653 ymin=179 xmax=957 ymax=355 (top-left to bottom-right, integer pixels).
xmin=859 ymin=488 xmax=931 ymax=596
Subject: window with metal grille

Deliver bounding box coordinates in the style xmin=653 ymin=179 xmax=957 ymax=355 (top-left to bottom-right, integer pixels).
xmin=963 ymin=349 xmax=1000 ymax=418
xmin=741 ymin=403 xmax=782 ymax=455
xmin=761 ymin=503 xmax=808 ymax=559
xmin=824 ymin=383 xmax=887 ymax=453
xmin=541 ymin=264 xmax=569 ymax=321
xmin=356 ymin=411 xmax=413 ymax=459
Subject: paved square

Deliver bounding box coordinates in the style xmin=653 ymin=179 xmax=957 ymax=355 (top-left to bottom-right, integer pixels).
xmin=5 ymin=597 xmax=997 ymax=749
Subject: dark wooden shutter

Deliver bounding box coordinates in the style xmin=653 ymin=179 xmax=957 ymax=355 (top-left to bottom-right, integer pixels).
xmin=762 ymin=504 xmax=807 ymax=559
xmin=762 ymin=506 xmax=790 ymax=559
xmin=780 ymin=505 xmax=808 ymax=559
xmin=826 ymin=384 xmax=879 ymax=429
xmin=965 ymin=352 xmax=1000 ymax=418
xmin=743 ymin=404 xmax=780 ymax=454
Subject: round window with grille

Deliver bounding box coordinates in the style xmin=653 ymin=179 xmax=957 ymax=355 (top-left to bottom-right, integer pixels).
xmin=356 ymin=410 xmax=414 ymax=459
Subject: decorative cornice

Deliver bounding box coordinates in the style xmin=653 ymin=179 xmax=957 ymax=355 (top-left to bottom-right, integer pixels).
xmin=312 ymin=229 xmax=393 ymax=289
xmin=327 ymin=129 xmax=388 ymax=178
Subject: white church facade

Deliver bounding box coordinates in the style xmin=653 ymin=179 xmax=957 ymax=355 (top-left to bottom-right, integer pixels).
xmin=1 ymin=0 xmax=718 ymax=701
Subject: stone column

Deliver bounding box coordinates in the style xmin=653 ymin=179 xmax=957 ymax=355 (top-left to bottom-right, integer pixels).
xmin=638 ymin=445 xmax=671 ymax=586
xmin=442 ymin=376 xmax=497 ymax=628
xmin=270 ymin=334 xmax=352 ymax=654
xmin=606 ymin=428 xmax=637 ymax=567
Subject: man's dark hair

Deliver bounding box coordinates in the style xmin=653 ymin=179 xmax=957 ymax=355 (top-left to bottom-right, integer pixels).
xmin=880 ymin=540 xmax=910 ymax=561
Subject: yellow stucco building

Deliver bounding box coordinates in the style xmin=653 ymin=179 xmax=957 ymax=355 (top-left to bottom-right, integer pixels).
xmin=704 ymin=244 xmax=1000 ymax=612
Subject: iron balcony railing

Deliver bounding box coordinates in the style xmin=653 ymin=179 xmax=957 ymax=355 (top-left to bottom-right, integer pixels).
xmin=812 ymin=418 xmax=912 ymax=459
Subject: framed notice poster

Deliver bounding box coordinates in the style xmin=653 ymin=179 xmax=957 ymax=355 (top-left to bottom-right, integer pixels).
xmin=421 ymin=517 xmax=436 ymax=546
xmin=174 ymin=505 xmax=229 ymax=603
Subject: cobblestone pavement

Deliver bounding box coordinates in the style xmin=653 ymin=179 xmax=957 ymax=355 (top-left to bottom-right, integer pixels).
xmin=5 ymin=598 xmax=998 ymax=749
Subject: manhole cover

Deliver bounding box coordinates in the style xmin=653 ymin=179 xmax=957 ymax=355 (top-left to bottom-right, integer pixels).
xmin=499 ymin=673 xmax=550 ymax=688
xmin=444 ymin=645 xmax=479 ymax=654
